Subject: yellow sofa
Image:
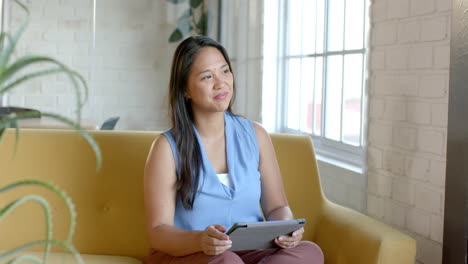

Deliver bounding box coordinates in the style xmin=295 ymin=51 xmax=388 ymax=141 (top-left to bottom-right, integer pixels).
xmin=0 ymin=129 xmax=416 ymax=264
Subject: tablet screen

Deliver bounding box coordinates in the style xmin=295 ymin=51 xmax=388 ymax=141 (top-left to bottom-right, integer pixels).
xmin=226 ymin=218 xmax=306 ymax=251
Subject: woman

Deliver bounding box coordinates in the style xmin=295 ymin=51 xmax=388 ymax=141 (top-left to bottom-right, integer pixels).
xmin=144 ymin=36 xmax=324 ymax=264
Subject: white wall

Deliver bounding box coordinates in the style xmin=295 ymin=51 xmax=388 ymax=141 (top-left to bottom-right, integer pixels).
xmin=220 ymin=0 xmax=264 ymax=122
xmin=8 ymin=0 xmax=176 ymax=130
xmin=318 ymin=161 xmax=367 ymax=213
xmin=8 ymin=0 xmax=262 ymax=130
xmin=367 ymin=0 xmax=450 ymax=263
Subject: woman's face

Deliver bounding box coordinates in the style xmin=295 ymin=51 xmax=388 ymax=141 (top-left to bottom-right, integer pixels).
xmin=185 ymin=47 xmax=233 ymax=115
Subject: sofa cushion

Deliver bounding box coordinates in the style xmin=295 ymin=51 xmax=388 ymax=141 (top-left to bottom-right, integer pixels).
xmin=8 ymin=252 xmax=142 ymax=264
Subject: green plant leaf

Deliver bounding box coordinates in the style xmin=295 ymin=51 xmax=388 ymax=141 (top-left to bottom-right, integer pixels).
xmin=0 ymin=0 xmax=29 ymax=71
xmin=177 ymin=9 xmax=192 ymax=35
xmin=166 ymin=0 xmax=187 ymax=3
xmin=0 ymin=2 xmax=96 ymax=263
xmin=190 ymin=0 xmax=202 ymax=8
xmin=0 ymin=239 xmax=84 ymax=264
xmin=0 ymin=194 xmax=52 ymax=263
xmin=0 ymin=68 xmax=63 ymax=95
xmin=41 ymin=112 xmax=102 ymax=170
xmin=0 ymin=112 xmax=40 ymax=158
xmin=7 ymin=255 xmax=42 ymax=264
xmin=0 ymin=111 xmax=102 ymax=170
xmin=0 ymin=128 xmax=5 ymax=143
xmin=197 ymin=12 xmax=208 ymax=35
xmin=169 ymin=28 xmax=183 ymax=42
xmin=0 ymin=179 xmax=77 ymax=244
xmin=0 ymin=32 xmax=7 ymax=52
xmin=0 ymin=66 xmax=87 ymax=117
xmin=0 ymin=55 xmax=89 ymax=121
xmin=12 ymin=118 xmax=19 ymax=157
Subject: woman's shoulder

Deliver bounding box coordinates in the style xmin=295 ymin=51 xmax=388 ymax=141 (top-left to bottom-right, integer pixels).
xmin=227 ymin=112 xmax=270 ymax=149
xmin=150 ymin=132 xmax=173 ymax=157
xmin=251 ymin=122 xmax=270 ymax=145
xmin=227 ymin=112 xmax=256 ymax=133
xmin=251 ymin=122 xmax=268 ymax=136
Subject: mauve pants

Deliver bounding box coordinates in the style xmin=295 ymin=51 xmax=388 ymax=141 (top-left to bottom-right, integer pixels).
xmin=145 ymin=241 xmax=324 ymax=264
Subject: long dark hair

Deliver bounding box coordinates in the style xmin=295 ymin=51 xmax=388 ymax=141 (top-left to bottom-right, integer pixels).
xmin=169 ymin=36 xmax=235 ymax=210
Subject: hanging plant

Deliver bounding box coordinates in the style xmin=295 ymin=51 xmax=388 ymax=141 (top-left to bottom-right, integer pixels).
xmin=167 ymin=0 xmax=208 ymax=42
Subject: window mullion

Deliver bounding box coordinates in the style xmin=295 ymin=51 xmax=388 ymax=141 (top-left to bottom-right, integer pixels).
xmin=312 ymin=0 xmax=318 ymax=135
xmin=298 ymin=0 xmax=304 ymax=131
xmin=360 ymin=54 xmax=366 ymax=147
xmin=340 ymin=0 xmax=346 ymax=143
xmin=280 ymin=0 xmax=288 ymax=133
xmin=339 ymin=56 xmax=345 ymax=143
xmin=284 ymin=48 xmax=366 ymax=59
xmin=321 ymin=0 xmax=329 ymax=138
xmin=360 ymin=0 xmax=369 ymax=147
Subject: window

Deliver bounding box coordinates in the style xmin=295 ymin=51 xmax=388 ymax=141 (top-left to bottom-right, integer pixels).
xmin=262 ymin=0 xmax=369 ymax=170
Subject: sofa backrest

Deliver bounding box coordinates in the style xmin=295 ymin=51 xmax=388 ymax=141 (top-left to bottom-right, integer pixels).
xmin=0 ymin=129 xmax=324 ymax=259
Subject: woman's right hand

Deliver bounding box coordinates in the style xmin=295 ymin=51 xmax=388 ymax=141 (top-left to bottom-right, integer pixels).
xmin=199 ymin=225 xmax=232 ymax=255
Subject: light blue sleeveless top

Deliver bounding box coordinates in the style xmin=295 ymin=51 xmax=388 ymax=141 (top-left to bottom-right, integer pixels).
xmin=163 ymin=111 xmax=264 ymax=231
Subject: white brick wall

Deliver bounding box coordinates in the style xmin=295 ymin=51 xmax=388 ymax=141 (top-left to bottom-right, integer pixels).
xmin=368 ymin=0 xmax=450 ymax=262
xmin=318 ymin=160 xmax=367 ymax=213
xmin=8 ymin=0 xmax=174 ymax=130
xmin=411 ymin=0 xmax=435 ymax=16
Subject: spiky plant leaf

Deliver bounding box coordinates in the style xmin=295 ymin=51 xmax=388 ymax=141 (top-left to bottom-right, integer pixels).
xmin=0 ymin=55 xmax=89 ymax=122
xmin=0 ymin=239 xmax=84 ymax=264
xmin=0 ymin=179 xmax=77 ymax=243
xmin=0 ymin=68 xmax=63 ymax=95
xmin=0 ymin=1 xmax=101 ymax=263
xmin=1 ymin=55 xmax=88 ymax=103
xmin=0 ymin=112 xmax=102 ymax=170
xmin=0 ymin=195 xmax=52 ymax=263
xmin=0 ymin=111 xmax=40 ymax=158
xmin=42 ymin=112 xmax=102 ymax=170
xmin=0 ymin=0 xmax=29 ymax=70
xmin=7 ymin=255 xmax=42 ymax=264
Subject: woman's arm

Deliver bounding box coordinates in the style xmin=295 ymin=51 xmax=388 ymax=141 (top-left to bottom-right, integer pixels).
xmin=253 ymin=123 xmax=292 ymax=220
xmin=144 ymin=135 xmax=201 ymax=256
xmin=253 ymin=123 xmax=304 ymax=248
xmin=144 ymin=135 xmax=231 ymax=256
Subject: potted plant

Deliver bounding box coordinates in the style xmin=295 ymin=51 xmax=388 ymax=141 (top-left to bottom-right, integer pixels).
xmin=0 ymin=1 xmax=101 ymax=263
xmin=167 ymin=0 xmax=208 ymax=42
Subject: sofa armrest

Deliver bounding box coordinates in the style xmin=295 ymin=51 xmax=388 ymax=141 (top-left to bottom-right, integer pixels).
xmin=314 ymin=201 xmax=416 ymax=264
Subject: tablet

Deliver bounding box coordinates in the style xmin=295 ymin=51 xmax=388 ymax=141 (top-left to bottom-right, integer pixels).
xmin=225 ymin=218 xmax=306 ymax=251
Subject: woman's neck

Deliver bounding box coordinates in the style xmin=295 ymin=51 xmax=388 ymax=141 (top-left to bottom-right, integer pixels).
xmin=193 ymin=111 xmax=225 ymax=139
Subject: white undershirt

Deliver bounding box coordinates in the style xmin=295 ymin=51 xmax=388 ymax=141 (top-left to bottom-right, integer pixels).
xmin=216 ymin=173 xmax=233 ymax=188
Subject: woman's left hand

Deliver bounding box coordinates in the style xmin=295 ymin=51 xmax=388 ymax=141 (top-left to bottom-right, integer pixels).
xmin=274 ymin=227 xmax=304 ymax=249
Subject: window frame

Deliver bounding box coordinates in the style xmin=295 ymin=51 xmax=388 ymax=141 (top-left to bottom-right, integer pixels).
xmin=273 ymin=0 xmax=369 ymax=171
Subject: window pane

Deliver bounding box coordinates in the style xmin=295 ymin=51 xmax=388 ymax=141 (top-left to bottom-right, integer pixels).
xmin=300 ymin=57 xmax=315 ymax=133
xmin=327 ymin=0 xmax=344 ymax=52
xmin=302 ymin=0 xmax=316 ymax=55
xmin=262 ymin=0 xmax=279 ymax=131
xmin=342 ymin=54 xmax=363 ymax=146
xmin=316 ymin=0 xmax=325 ymax=53
xmin=287 ymin=58 xmax=301 ymax=130
xmin=324 ymin=55 xmax=343 ymax=141
xmin=314 ymin=57 xmax=323 ymax=135
xmin=345 ymin=0 xmax=364 ymax=50
xmin=287 ymin=0 xmax=303 ymax=56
